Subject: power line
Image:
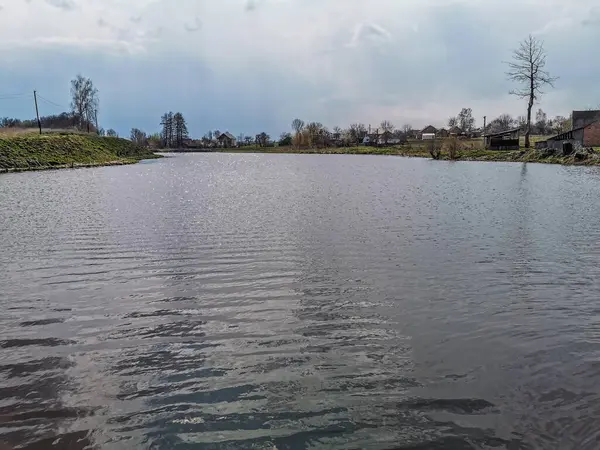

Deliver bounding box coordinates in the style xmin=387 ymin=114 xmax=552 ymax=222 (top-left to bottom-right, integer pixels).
xmin=0 ymin=93 xmax=32 ymax=101
xmin=36 ymin=94 xmax=66 ymax=109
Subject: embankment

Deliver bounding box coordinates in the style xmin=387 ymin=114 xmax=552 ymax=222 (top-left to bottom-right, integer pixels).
xmin=0 ymin=133 xmax=159 ymax=172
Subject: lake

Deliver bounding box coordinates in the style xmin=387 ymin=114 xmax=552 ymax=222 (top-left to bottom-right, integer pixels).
xmin=2 ymin=153 xmax=600 ymax=449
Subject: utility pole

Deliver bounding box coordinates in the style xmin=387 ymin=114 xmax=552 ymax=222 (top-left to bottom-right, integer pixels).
xmin=33 ymin=90 xmax=42 ymax=135
xmin=94 ymin=109 xmax=99 ymax=134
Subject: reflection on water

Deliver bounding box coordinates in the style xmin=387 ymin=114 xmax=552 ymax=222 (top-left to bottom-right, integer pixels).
xmin=2 ymin=154 xmax=600 ymax=449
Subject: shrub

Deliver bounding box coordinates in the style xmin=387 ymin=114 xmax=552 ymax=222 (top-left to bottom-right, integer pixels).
xmin=427 ymin=140 xmax=441 ymax=159
xmin=443 ymin=137 xmax=461 ymax=160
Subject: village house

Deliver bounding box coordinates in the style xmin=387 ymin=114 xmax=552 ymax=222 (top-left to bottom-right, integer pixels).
xmin=536 ymin=120 xmax=600 ymax=154
xmin=437 ymin=128 xmax=449 ymax=138
xmin=421 ymin=125 xmax=437 ymax=140
xmin=217 ymin=132 xmax=237 ymax=148
xmin=448 ymin=126 xmax=464 ymax=137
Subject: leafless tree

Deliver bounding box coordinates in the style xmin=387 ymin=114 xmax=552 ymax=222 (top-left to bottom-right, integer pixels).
xmin=402 ymin=124 xmax=413 ymax=137
xmin=106 ymin=129 xmax=118 ymax=137
xmin=130 ymin=128 xmax=147 ymax=146
xmin=70 ymin=74 xmax=98 ymax=132
xmin=447 ymin=117 xmax=458 ymax=128
xmin=380 ymin=120 xmax=395 ymax=145
xmin=349 ymin=123 xmax=367 ymax=145
xmin=291 ymin=119 xmax=305 ymax=133
xmin=505 ymin=34 xmax=558 ymax=148
xmin=457 ymin=108 xmax=475 ymax=132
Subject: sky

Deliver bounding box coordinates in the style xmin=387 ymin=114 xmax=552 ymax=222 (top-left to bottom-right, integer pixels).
xmin=0 ymin=0 xmax=599 ymax=138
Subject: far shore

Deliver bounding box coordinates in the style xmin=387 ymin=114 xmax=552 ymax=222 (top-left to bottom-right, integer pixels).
xmin=163 ymin=143 xmax=600 ymax=167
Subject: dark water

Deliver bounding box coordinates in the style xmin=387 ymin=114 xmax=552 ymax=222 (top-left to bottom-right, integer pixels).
xmin=2 ymin=154 xmax=600 ymax=449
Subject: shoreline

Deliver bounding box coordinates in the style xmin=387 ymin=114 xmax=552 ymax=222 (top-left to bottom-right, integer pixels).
xmin=210 ymin=146 xmax=600 ymax=166
xmin=0 ymin=158 xmax=157 ymax=174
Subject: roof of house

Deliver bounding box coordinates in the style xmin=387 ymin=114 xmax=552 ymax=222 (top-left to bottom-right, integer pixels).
xmin=573 ymin=110 xmax=600 ymax=125
xmin=421 ymin=125 xmax=437 ymax=134
xmin=218 ymin=132 xmax=236 ymax=140
xmin=449 ymin=126 xmax=464 ymax=134
xmin=546 ymin=120 xmax=599 ymax=141
xmin=484 ymin=127 xmax=521 ymax=138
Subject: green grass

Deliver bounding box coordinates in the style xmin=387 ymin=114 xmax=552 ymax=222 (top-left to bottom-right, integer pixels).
xmin=0 ymin=133 xmax=159 ymax=171
xmin=216 ymin=140 xmax=600 ymax=166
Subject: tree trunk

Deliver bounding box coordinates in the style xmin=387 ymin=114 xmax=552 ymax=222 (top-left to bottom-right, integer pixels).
xmin=526 ymin=98 xmax=533 ymax=149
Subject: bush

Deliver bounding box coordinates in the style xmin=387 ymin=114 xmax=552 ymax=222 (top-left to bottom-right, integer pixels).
xmin=427 ymin=140 xmax=441 ymax=159
xmin=443 ymin=137 xmax=461 ymax=160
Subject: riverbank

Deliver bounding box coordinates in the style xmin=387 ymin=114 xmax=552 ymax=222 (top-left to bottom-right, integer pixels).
xmin=0 ymin=133 xmax=159 ymax=172
xmin=217 ymin=145 xmax=600 ymax=166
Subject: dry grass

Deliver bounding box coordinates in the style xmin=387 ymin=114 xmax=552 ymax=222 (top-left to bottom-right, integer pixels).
xmin=0 ymin=127 xmax=89 ymax=137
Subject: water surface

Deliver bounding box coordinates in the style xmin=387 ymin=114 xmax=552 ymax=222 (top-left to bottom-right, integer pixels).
xmin=2 ymin=154 xmax=600 ymax=449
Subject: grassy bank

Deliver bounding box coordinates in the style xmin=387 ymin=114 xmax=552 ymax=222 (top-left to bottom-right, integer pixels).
xmin=0 ymin=133 xmax=159 ymax=172
xmin=217 ymin=139 xmax=600 ymax=166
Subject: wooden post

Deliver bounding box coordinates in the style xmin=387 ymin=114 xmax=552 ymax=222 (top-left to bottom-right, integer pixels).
xmin=33 ymin=91 xmax=42 ymax=135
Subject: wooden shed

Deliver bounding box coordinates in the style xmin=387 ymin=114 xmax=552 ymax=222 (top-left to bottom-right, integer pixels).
xmin=484 ymin=128 xmax=520 ymax=150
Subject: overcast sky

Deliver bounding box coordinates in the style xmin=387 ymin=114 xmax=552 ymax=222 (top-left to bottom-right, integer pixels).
xmin=1 ymin=0 xmax=599 ymax=137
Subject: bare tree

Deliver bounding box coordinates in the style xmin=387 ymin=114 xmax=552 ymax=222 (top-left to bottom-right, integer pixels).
xmin=505 ymin=34 xmax=558 ymax=148
xmin=349 ymin=123 xmax=367 ymax=145
xmin=402 ymin=124 xmax=413 ymax=138
xmin=244 ymin=136 xmax=253 ymax=146
xmin=457 ymin=108 xmax=475 ymax=132
xmin=291 ymin=119 xmax=305 ymax=133
xmin=70 ymin=74 xmax=98 ymax=132
xmin=106 ymin=129 xmax=118 ymax=137
xmin=380 ymin=120 xmax=395 ymax=145
xmin=447 ymin=117 xmax=458 ymax=128
xmin=130 ymin=128 xmax=148 ymax=146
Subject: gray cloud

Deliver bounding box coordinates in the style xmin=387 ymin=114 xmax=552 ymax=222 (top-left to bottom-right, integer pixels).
xmin=97 ymin=17 xmax=107 ymax=28
xmin=130 ymin=15 xmax=142 ymax=24
xmin=45 ymin=0 xmax=76 ymax=10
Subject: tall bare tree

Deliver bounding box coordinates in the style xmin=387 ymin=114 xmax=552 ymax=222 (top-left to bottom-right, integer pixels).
xmin=447 ymin=117 xmax=458 ymax=128
xmin=70 ymin=74 xmax=98 ymax=132
xmin=505 ymin=34 xmax=558 ymax=148
xmin=349 ymin=123 xmax=367 ymax=145
xmin=457 ymin=108 xmax=475 ymax=132
xmin=402 ymin=124 xmax=413 ymax=137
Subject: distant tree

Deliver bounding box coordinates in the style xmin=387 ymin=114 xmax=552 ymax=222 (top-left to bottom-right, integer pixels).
xmin=535 ymin=108 xmax=549 ymax=135
xmin=505 ymin=34 xmax=558 ymax=148
xmin=160 ymin=112 xmax=175 ymax=148
xmin=106 ymin=128 xmax=118 ymax=137
xmin=214 ymin=130 xmax=221 ymax=140
xmin=279 ymin=132 xmax=293 ymax=146
xmin=332 ymin=126 xmax=342 ymax=137
xmin=349 ymin=123 xmax=367 ymax=145
xmin=256 ymin=132 xmax=270 ymax=147
xmin=402 ymin=124 xmax=413 ymax=137
xmin=237 ymin=133 xmax=245 ymax=145
xmin=496 ymin=113 xmax=514 ymax=132
xmin=457 ymin=108 xmax=475 ymax=132
xmin=148 ymin=133 xmax=162 ymax=148
xmin=130 ymin=128 xmax=148 ymax=146
xmin=380 ymin=120 xmax=395 ymax=145
xmin=515 ymin=115 xmax=527 ymax=131
xmin=291 ymin=119 xmax=305 ymax=133
xmin=207 ymin=130 xmax=214 ymax=142
xmin=173 ymin=112 xmax=189 ymax=147
xmin=70 ymin=74 xmax=99 ymax=132
xmin=244 ymin=136 xmax=253 ymax=146
xmin=447 ymin=117 xmax=458 ymax=128
xmin=550 ymin=116 xmax=567 ymax=134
